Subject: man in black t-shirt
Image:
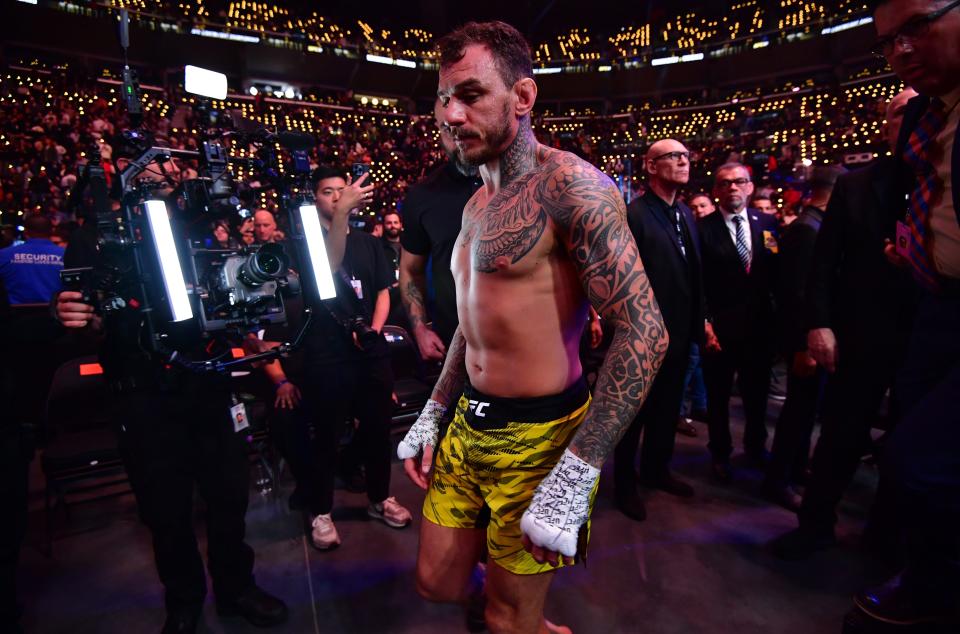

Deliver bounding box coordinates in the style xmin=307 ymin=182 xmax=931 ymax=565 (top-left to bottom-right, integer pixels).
xmin=381 ymin=210 xmax=409 ymax=330
xmin=399 ymin=113 xmax=482 ymax=360
xmin=262 ymin=166 xmax=413 ymax=552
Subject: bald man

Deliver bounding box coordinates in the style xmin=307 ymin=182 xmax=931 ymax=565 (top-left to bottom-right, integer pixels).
xmin=253 ymin=209 xmax=278 ymax=244
xmin=613 ymin=139 xmax=705 ymax=520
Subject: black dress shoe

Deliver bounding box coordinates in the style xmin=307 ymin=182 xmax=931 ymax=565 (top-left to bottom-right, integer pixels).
xmin=217 ymin=585 xmax=288 ymax=627
xmin=161 ymin=609 xmax=201 ymax=634
xmin=711 ymin=461 xmax=733 ymax=484
xmin=675 ymin=417 xmax=698 ymax=437
xmin=854 ymin=573 xmax=960 ymax=626
xmin=640 ymin=473 xmax=695 ymax=498
xmin=615 ymin=492 xmax=647 ymax=522
xmin=761 ymin=482 xmax=802 ymax=512
xmin=770 ymin=526 xmax=837 ymax=561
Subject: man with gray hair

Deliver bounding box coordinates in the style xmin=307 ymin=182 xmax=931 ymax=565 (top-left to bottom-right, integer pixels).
xmin=699 ymin=163 xmax=780 ymax=483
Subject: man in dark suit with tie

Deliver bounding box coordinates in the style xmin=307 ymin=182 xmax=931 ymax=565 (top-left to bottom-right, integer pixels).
xmin=699 ymin=163 xmax=779 ymax=482
xmin=852 ymin=0 xmax=960 ymax=625
xmin=613 ymin=139 xmax=704 ymax=521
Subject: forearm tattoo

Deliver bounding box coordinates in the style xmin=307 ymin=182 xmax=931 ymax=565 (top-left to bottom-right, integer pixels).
xmin=431 ymin=327 xmax=467 ymax=405
xmin=401 ymin=278 xmax=429 ymax=329
xmin=542 ymin=152 xmax=669 ymax=467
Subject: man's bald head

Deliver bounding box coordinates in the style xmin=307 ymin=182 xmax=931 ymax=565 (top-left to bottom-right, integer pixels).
xmin=883 ymin=87 xmax=919 ymax=151
xmin=253 ymin=209 xmax=277 ymax=243
xmin=645 ymin=139 xmax=690 ymax=190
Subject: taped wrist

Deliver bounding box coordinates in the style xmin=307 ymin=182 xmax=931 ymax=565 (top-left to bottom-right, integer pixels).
xmin=396 ymin=398 xmax=447 ymax=460
xmin=520 ymin=449 xmax=600 ymax=557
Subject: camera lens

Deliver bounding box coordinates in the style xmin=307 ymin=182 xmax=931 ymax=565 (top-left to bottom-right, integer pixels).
xmin=238 ymin=243 xmax=289 ymax=286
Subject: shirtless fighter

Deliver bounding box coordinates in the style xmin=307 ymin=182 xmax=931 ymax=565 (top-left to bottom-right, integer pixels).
xmin=397 ymin=22 xmax=668 ymax=634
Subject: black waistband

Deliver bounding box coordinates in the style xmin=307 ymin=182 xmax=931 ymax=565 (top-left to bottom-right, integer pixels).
xmin=461 ymin=376 xmax=590 ymax=430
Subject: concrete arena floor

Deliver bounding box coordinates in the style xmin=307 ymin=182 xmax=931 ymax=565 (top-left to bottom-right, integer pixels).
xmin=19 ymin=395 xmax=894 ymax=634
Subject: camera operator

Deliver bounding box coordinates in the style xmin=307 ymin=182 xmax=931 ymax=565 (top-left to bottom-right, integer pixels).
xmin=271 ymin=165 xmax=412 ymax=551
xmin=53 ymin=153 xmax=288 ymax=634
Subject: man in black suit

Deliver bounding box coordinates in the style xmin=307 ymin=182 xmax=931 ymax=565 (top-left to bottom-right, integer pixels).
xmin=852 ymin=0 xmax=960 ymax=625
xmin=771 ymin=89 xmax=917 ymax=560
xmin=613 ymin=139 xmax=703 ymax=521
xmin=764 ymin=165 xmax=845 ymax=511
xmin=699 ymin=163 xmax=780 ymax=482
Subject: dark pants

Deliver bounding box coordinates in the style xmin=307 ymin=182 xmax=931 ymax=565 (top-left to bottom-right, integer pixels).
xmin=799 ymin=356 xmax=894 ymax=531
xmin=703 ymin=339 xmax=772 ymax=462
xmin=0 ymin=425 xmax=31 ymax=630
xmin=614 ymin=334 xmax=690 ymax=493
xmin=679 ymin=343 xmax=708 ymax=416
xmin=885 ymin=291 xmax=960 ymax=594
xmin=766 ymin=367 xmax=824 ymax=488
xmin=115 ymin=383 xmax=255 ymax=613
xmin=283 ymin=356 xmax=394 ymax=516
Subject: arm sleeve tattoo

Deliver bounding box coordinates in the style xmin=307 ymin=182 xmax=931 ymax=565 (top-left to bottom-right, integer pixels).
xmin=430 ymin=326 xmax=467 ymax=406
xmin=399 ymin=252 xmax=430 ymax=330
xmin=542 ymin=154 xmax=669 ymax=468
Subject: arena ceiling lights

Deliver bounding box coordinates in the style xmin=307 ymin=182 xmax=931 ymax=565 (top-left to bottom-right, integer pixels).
xmin=821 ymin=16 xmax=873 ymax=35
xmin=365 ymin=54 xmax=416 ymax=69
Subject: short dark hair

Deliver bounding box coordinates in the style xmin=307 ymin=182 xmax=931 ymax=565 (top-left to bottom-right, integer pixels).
xmin=24 ymin=213 xmax=52 ymax=237
xmin=382 ymin=210 xmax=401 ymax=222
xmin=752 ymin=194 xmax=772 ymax=202
xmin=312 ymin=165 xmax=347 ymax=188
xmin=437 ymin=21 xmax=533 ymax=89
xmin=689 ymin=192 xmax=712 ymax=202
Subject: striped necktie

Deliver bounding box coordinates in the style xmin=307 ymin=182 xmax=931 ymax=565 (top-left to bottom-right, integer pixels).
xmin=732 ymin=215 xmax=750 ymax=271
xmin=902 ymin=99 xmax=947 ymax=291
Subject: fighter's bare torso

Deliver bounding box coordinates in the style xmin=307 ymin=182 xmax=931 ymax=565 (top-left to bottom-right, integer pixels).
xmin=452 ymin=144 xmax=591 ymax=398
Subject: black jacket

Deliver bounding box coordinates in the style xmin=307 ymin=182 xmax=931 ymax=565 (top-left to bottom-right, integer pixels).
xmin=699 ymin=208 xmax=779 ymax=346
xmin=626 ymin=190 xmax=704 ymax=347
xmin=805 ymin=158 xmax=913 ymax=364
xmin=776 ymin=205 xmax=823 ymax=354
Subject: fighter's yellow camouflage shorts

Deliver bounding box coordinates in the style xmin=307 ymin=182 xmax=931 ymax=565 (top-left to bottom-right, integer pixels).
xmin=422 ymin=377 xmax=596 ymax=575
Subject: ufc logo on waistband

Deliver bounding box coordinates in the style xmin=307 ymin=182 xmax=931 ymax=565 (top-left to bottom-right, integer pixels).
xmin=467 ymin=399 xmax=490 ymax=417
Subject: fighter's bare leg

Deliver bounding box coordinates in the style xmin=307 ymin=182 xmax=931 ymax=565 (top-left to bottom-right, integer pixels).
xmin=415 ymin=517 xmax=485 ymax=602
xmin=484 ymin=561 xmax=571 ymax=634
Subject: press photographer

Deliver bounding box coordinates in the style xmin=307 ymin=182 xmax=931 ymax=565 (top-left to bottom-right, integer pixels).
xmin=259 ymin=165 xmax=412 ymax=551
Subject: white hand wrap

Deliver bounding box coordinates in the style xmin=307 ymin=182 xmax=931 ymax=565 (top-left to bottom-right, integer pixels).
xmin=520 ymin=449 xmax=600 ymax=558
xmin=397 ymin=399 xmax=447 ymax=460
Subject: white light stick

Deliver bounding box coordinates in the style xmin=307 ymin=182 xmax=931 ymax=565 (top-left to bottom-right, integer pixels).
xmin=184 ymin=65 xmax=228 ymax=100
xmin=144 ymin=199 xmax=193 ymax=322
xmin=299 ymin=204 xmax=337 ymax=300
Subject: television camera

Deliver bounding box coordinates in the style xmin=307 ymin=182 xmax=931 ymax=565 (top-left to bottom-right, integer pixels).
xmin=61 ymin=54 xmax=339 ymax=373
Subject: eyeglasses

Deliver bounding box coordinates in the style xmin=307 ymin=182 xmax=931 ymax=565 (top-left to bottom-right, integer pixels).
xmin=716 ymin=177 xmax=751 ymax=189
xmin=871 ymin=0 xmax=960 ymax=58
xmin=651 ymin=151 xmax=690 ymax=162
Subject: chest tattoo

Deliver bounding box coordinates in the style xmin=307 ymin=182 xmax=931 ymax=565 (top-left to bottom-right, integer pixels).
xmin=465 ymin=178 xmax=548 ymax=273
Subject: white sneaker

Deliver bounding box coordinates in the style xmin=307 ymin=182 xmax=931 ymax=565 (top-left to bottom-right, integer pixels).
xmin=310 ymin=513 xmax=341 ymax=550
xmin=367 ymin=497 xmax=412 ymax=528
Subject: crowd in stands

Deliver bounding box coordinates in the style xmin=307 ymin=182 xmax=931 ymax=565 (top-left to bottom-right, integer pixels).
xmin=58 ymin=0 xmax=874 ymax=64
xmin=1 ymin=58 xmax=901 ymax=247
